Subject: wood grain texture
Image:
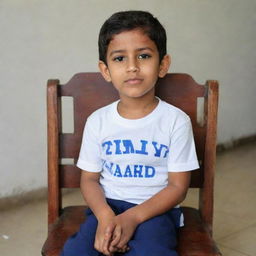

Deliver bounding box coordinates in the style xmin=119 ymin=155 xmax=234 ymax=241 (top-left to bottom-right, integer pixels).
xmin=47 ymin=79 xmax=61 ymax=226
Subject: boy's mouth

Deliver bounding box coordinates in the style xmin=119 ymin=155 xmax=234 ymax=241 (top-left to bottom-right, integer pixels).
xmin=124 ymin=78 xmax=143 ymax=85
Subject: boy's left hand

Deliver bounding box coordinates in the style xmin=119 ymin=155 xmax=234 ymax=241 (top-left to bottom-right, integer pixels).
xmin=107 ymin=210 xmax=140 ymax=253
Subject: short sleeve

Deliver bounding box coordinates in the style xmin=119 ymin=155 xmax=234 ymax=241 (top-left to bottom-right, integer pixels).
xmin=168 ymin=120 xmax=199 ymax=172
xmin=76 ymin=116 xmax=103 ymax=172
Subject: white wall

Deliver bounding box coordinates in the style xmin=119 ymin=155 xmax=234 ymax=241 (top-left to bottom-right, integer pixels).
xmin=1 ymin=0 xmax=256 ymax=198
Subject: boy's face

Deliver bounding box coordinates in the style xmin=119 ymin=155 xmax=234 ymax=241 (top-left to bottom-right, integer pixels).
xmin=99 ymin=29 xmax=170 ymax=100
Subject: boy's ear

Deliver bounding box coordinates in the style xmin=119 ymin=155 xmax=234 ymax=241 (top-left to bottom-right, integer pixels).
xmin=98 ymin=61 xmax=112 ymax=82
xmin=158 ymin=55 xmax=171 ymax=78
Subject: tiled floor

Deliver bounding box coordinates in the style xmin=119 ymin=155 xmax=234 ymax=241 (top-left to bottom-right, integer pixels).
xmin=0 ymin=141 xmax=256 ymax=255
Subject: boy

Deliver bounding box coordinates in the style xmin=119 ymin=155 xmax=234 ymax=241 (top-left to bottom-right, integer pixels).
xmin=61 ymin=10 xmax=199 ymax=256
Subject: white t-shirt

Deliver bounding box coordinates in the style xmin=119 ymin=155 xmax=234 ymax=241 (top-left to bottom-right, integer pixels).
xmin=77 ymin=98 xmax=199 ymax=205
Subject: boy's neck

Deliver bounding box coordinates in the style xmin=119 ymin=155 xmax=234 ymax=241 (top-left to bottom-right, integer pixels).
xmin=117 ymin=96 xmax=159 ymax=120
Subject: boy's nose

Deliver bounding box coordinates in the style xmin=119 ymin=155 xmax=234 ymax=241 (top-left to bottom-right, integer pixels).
xmin=127 ymin=59 xmax=139 ymax=72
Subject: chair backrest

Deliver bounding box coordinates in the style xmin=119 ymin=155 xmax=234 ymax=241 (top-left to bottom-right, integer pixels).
xmin=47 ymin=73 xmax=218 ymax=232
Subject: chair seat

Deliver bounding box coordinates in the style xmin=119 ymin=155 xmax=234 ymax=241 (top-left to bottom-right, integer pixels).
xmin=177 ymin=207 xmax=221 ymax=256
xmin=42 ymin=206 xmax=221 ymax=256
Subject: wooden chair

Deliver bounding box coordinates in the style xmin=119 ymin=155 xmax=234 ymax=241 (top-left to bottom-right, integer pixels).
xmin=42 ymin=73 xmax=221 ymax=256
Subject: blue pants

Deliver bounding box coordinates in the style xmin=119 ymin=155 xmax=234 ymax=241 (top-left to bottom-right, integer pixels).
xmin=61 ymin=198 xmax=182 ymax=256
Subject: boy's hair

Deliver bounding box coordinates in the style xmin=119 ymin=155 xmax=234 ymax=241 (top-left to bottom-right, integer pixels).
xmin=98 ymin=10 xmax=167 ymax=64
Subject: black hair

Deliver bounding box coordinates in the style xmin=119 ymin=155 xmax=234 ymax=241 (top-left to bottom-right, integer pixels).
xmin=98 ymin=10 xmax=167 ymax=64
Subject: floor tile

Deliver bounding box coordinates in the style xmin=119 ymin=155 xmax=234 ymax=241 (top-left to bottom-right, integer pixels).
xmin=214 ymin=143 xmax=256 ymax=222
xmin=0 ymin=200 xmax=47 ymax=256
xmin=217 ymin=244 xmax=250 ymax=256
xmin=213 ymin=209 xmax=255 ymax=240
xmin=218 ymin=224 xmax=256 ymax=256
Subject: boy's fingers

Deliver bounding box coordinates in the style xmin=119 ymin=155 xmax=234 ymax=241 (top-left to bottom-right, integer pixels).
xmin=104 ymin=224 xmax=114 ymax=239
xmin=110 ymin=225 xmax=122 ymax=247
xmin=116 ymin=236 xmax=129 ymax=250
xmin=105 ymin=224 xmax=114 ymax=233
xmin=102 ymin=237 xmax=111 ymax=255
xmin=109 ymin=226 xmax=122 ymax=253
xmin=102 ymin=243 xmax=111 ymax=256
xmin=102 ymin=224 xmax=115 ymax=255
xmin=104 ymin=230 xmax=111 ymax=240
xmin=103 ymin=226 xmax=113 ymax=249
xmin=117 ymin=244 xmax=129 ymax=253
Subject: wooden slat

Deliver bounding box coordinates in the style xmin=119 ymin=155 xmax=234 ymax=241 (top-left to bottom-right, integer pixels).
xmin=47 ymin=79 xmax=61 ymax=226
xmin=60 ymin=165 xmax=81 ymax=188
xmin=200 ymin=80 xmax=219 ymax=232
xmin=60 ymin=134 xmax=81 ymax=158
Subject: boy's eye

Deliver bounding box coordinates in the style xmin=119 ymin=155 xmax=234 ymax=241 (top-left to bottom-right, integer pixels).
xmin=113 ymin=56 xmax=125 ymax=62
xmin=138 ymin=54 xmax=151 ymax=59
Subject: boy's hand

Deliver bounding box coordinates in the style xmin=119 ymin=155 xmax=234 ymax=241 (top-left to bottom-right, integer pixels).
xmin=94 ymin=212 xmax=115 ymax=256
xmin=104 ymin=224 xmax=129 ymax=254
xmin=109 ymin=210 xmax=140 ymax=252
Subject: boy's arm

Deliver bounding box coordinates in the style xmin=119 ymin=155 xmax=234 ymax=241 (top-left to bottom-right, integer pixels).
xmin=109 ymin=171 xmax=191 ymax=250
xmin=80 ymin=171 xmax=115 ymax=256
xmin=80 ymin=171 xmax=113 ymax=219
xmin=128 ymin=171 xmax=191 ymax=223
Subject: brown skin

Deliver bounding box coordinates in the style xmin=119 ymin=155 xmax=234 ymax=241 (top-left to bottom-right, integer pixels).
xmin=80 ymin=29 xmax=191 ymax=255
